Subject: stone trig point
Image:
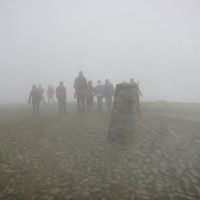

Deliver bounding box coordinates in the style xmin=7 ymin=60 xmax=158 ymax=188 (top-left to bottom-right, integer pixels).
xmin=107 ymin=82 xmax=141 ymax=144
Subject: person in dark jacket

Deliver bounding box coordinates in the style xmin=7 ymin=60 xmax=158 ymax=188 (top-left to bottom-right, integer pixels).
xmin=74 ymin=71 xmax=88 ymax=113
xmin=56 ymin=81 xmax=67 ymax=115
xmin=28 ymin=85 xmax=42 ymax=117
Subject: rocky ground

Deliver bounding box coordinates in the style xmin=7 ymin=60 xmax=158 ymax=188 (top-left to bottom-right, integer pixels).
xmin=0 ymin=103 xmax=200 ymax=200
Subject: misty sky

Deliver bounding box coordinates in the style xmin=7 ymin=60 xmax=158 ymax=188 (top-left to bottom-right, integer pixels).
xmin=0 ymin=0 xmax=200 ymax=103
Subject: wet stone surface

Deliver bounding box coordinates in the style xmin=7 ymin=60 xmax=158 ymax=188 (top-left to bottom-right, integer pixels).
xmin=0 ymin=104 xmax=200 ymax=199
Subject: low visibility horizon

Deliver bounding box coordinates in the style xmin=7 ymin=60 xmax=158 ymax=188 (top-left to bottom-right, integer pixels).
xmin=1 ymin=0 xmax=200 ymax=103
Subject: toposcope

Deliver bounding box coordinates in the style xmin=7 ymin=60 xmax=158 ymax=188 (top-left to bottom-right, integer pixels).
xmin=107 ymin=82 xmax=141 ymax=145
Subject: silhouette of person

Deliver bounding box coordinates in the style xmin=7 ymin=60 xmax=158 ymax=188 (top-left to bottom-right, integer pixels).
xmin=74 ymin=71 xmax=88 ymax=113
xmin=56 ymin=81 xmax=67 ymax=115
xmin=28 ymin=85 xmax=42 ymax=116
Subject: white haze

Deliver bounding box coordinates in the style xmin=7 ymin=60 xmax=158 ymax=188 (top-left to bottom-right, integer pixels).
xmin=0 ymin=0 xmax=200 ymax=103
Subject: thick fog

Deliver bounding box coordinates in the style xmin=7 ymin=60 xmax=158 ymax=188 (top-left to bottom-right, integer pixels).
xmin=0 ymin=0 xmax=200 ymax=103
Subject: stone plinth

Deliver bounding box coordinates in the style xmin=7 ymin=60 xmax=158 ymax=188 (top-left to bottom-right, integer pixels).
xmin=107 ymin=82 xmax=140 ymax=144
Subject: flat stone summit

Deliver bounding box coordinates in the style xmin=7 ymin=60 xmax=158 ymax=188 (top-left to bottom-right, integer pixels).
xmin=107 ymin=82 xmax=140 ymax=144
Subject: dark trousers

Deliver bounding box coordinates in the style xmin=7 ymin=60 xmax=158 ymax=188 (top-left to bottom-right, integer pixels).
xmin=58 ymin=99 xmax=66 ymax=115
xmin=105 ymin=96 xmax=113 ymax=111
xmin=32 ymin=103 xmax=40 ymax=116
xmin=77 ymin=95 xmax=86 ymax=113
xmin=97 ymin=97 xmax=103 ymax=111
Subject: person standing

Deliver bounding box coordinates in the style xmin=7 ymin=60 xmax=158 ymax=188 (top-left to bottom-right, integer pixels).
xmin=47 ymin=85 xmax=55 ymax=104
xmin=86 ymin=81 xmax=95 ymax=112
xmin=28 ymin=85 xmax=42 ymax=117
xmin=95 ymin=80 xmax=104 ymax=111
xmin=103 ymin=79 xmax=114 ymax=112
xmin=56 ymin=81 xmax=67 ymax=115
xmin=74 ymin=71 xmax=88 ymax=113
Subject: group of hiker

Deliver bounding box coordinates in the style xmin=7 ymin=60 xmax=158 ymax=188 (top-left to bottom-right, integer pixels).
xmin=74 ymin=71 xmax=115 ymax=113
xmin=28 ymin=71 xmax=115 ymax=116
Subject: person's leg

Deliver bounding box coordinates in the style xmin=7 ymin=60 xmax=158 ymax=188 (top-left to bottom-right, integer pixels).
xmin=91 ymin=98 xmax=94 ymax=112
xmin=108 ymin=96 xmax=113 ymax=111
xmin=105 ymin=96 xmax=112 ymax=111
xmin=80 ymin=95 xmax=83 ymax=112
xmin=82 ymin=96 xmax=86 ymax=112
xmin=77 ymin=95 xmax=81 ymax=113
xmin=63 ymin=100 xmax=67 ymax=114
xmin=97 ymin=98 xmax=100 ymax=111
xmin=105 ymin=96 xmax=109 ymax=111
xmin=61 ymin=101 xmax=64 ymax=115
xmin=86 ymin=98 xmax=89 ymax=112
xmin=32 ymin=104 xmax=36 ymax=116
xmin=59 ymin=100 xmax=62 ymax=115
xmin=36 ymin=103 xmax=40 ymax=116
